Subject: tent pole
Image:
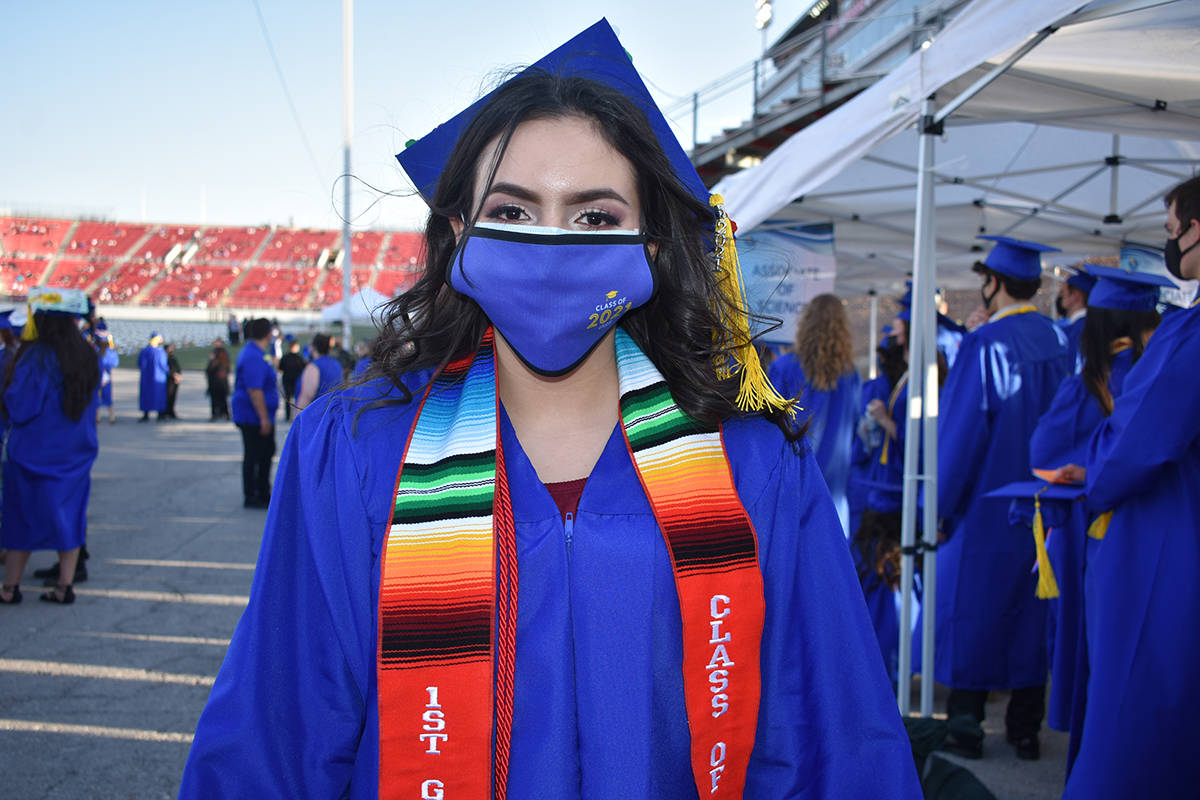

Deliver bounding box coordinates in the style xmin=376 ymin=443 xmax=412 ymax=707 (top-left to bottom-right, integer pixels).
xmin=932 ymin=26 xmax=1058 ymax=126
xmin=341 ymin=0 xmax=354 ymax=348
xmin=1109 ymin=134 xmax=1122 ymax=222
xmin=868 ymin=290 xmax=878 ymax=380
xmin=897 ymin=97 xmax=936 ymax=716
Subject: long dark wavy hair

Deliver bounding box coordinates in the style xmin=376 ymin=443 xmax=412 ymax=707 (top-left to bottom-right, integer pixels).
xmin=3 ymin=312 xmax=100 ymax=422
xmin=365 ymin=70 xmax=795 ymax=437
xmin=1080 ymin=306 xmax=1160 ymax=415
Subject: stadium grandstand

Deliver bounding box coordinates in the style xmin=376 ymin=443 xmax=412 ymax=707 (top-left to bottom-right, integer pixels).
xmin=0 ymin=216 xmax=424 ymax=313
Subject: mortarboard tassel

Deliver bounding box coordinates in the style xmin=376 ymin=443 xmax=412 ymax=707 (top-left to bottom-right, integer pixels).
xmin=21 ymin=304 xmax=37 ymax=342
xmin=1087 ymin=511 xmax=1111 ymax=541
xmin=1032 ymin=489 xmax=1060 ymax=599
xmin=708 ymin=194 xmax=795 ymax=418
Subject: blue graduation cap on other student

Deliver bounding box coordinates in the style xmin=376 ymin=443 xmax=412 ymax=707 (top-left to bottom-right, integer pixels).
xmin=397 ymin=18 xmax=709 ymax=209
xmin=978 ymin=236 xmax=1060 ymax=281
xmin=1063 ymin=266 xmax=1097 ymax=295
xmin=1085 ymin=264 xmax=1176 ymax=312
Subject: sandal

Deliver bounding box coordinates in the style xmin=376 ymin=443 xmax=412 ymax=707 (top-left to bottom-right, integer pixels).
xmin=40 ymin=585 xmax=75 ymax=605
xmin=1 ymin=584 xmax=21 ymax=604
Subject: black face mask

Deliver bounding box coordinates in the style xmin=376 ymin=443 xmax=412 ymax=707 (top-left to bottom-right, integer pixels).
xmin=1164 ymin=227 xmax=1198 ymax=280
xmin=981 ymin=277 xmax=1000 ymax=311
xmin=1055 ymin=296 xmax=1068 ymax=318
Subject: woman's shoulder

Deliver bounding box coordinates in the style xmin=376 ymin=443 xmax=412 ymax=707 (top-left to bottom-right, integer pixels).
xmin=723 ymin=413 xmax=811 ymax=503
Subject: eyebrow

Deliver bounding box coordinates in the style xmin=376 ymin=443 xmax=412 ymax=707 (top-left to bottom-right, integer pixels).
xmin=486 ymin=181 xmax=631 ymax=207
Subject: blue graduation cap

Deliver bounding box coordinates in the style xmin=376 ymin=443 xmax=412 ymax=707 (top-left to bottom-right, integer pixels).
xmin=0 ymin=310 xmax=13 ymax=331
xmin=1063 ymin=266 xmax=1096 ymax=295
xmin=397 ymin=18 xmax=709 ymax=209
xmin=1085 ymin=264 xmax=1175 ymax=311
xmin=978 ymin=236 xmax=1059 ymax=281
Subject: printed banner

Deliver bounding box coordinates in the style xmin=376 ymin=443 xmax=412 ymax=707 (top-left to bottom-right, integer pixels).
xmin=736 ymin=221 xmax=836 ymax=347
xmin=1121 ymin=244 xmax=1197 ymax=309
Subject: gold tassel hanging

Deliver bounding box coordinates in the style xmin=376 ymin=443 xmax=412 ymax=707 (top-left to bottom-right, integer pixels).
xmin=1032 ymin=489 xmax=1060 ymax=599
xmin=708 ymin=194 xmax=795 ymax=418
xmin=1087 ymin=511 xmax=1112 ymax=541
xmin=21 ymin=304 xmax=37 ymax=342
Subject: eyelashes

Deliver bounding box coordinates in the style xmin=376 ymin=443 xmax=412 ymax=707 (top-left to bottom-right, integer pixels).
xmin=482 ymin=203 xmax=623 ymax=229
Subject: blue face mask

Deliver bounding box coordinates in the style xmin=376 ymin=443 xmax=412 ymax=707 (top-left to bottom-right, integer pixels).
xmin=448 ymin=222 xmax=656 ymax=376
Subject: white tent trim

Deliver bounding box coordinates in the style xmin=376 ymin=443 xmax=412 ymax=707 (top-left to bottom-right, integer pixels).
xmin=320 ymin=287 xmax=390 ymax=326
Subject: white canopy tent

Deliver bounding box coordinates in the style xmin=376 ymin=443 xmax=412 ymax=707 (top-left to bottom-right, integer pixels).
xmin=320 ymin=286 xmax=390 ymax=326
xmin=715 ymin=0 xmax=1200 ymax=716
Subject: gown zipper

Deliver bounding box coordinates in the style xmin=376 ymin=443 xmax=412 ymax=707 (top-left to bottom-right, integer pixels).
xmin=564 ymin=511 xmax=574 ymax=554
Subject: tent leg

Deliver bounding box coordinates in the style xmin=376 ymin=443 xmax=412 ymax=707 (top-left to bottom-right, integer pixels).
xmin=868 ymin=291 xmax=879 ymax=380
xmin=898 ymin=97 xmax=938 ymax=717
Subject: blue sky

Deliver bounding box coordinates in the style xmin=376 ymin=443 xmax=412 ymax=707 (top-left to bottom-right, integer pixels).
xmin=2 ymin=1 xmax=813 ymax=232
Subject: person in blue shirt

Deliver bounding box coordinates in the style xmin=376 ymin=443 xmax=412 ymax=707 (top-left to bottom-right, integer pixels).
xmin=1055 ymin=266 xmax=1094 ymax=373
xmin=1064 ymin=175 xmax=1200 ymax=799
xmin=767 ymin=293 xmax=863 ymax=535
xmin=137 ymin=332 xmax=168 ymax=422
xmin=295 ymin=332 xmax=344 ymax=409
xmin=231 ymin=318 xmax=279 ymax=509
xmin=936 ymin=236 xmax=1072 ymax=761
xmin=1 ymin=287 xmax=98 ymax=605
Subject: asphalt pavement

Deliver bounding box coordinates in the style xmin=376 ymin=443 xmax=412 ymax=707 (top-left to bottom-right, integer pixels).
xmin=0 ymin=367 xmax=1068 ymax=799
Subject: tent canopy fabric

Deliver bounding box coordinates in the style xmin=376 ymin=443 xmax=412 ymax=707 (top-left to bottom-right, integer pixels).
xmin=320 ymin=287 xmax=390 ymax=325
xmin=715 ymin=0 xmax=1200 ymax=296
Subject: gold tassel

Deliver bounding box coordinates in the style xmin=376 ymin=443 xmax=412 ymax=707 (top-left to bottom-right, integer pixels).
xmin=1032 ymin=490 xmax=1060 ymax=599
xmin=708 ymin=194 xmax=795 ymax=418
xmin=1087 ymin=511 xmax=1112 ymax=541
xmin=21 ymin=304 xmax=37 ymax=342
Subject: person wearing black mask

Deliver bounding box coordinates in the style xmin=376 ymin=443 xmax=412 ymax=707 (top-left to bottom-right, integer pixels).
xmin=1064 ymin=174 xmax=1200 ymax=798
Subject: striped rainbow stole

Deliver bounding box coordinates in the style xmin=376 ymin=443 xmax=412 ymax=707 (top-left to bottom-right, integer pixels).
xmin=378 ymin=327 xmax=765 ymax=799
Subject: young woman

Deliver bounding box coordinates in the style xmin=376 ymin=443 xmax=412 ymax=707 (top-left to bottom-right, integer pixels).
xmin=767 ymin=293 xmax=862 ymax=535
xmin=180 ymin=22 xmax=919 ymax=799
xmin=95 ymin=330 xmax=119 ymax=424
xmin=204 ymin=341 xmax=231 ymax=421
xmin=1 ymin=288 xmax=99 ymax=605
xmin=1028 ymin=265 xmax=1170 ymax=777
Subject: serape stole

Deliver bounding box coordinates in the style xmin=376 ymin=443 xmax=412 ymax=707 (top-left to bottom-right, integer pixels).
xmin=378 ymin=327 xmax=765 ymax=799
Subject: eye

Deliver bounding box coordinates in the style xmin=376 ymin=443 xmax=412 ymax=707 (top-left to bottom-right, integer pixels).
xmin=575 ymin=209 xmax=621 ymax=229
xmin=485 ymin=204 xmax=530 ymax=223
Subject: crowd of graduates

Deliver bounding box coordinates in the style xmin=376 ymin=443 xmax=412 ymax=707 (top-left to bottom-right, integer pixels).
xmin=787 ymin=175 xmax=1200 ymax=796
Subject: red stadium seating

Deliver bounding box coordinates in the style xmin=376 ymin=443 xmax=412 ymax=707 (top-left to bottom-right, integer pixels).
xmin=94 ymin=259 xmax=166 ymax=304
xmin=0 ymin=257 xmax=49 ymax=294
xmin=147 ymin=265 xmax=239 ymax=307
xmin=1 ymin=217 xmax=73 ymax=258
xmin=64 ymin=222 xmax=148 ymax=259
xmin=381 ymin=232 xmax=424 ymax=268
xmin=349 ymin=231 xmax=385 ymax=267
xmin=230 ymin=266 xmax=320 ymax=308
xmin=260 ymin=229 xmax=336 ymax=266
xmin=314 ymin=268 xmax=372 ymax=305
xmin=374 ymin=270 xmax=419 ymax=298
xmin=136 ymin=225 xmax=201 ymax=261
xmin=191 ymin=226 xmax=270 ymax=265
xmin=45 ymin=258 xmax=108 ymax=291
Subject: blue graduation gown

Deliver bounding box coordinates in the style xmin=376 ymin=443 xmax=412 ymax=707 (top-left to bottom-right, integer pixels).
xmin=180 ymin=379 xmax=921 ymax=799
xmin=1065 ymin=306 xmax=1200 ymax=799
xmin=767 ymin=354 xmax=862 ymax=534
xmin=1028 ymin=351 xmax=1132 ymax=748
xmin=313 ymin=354 xmax=344 ymax=398
xmin=0 ymin=346 xmax=98 ymax=551
xmin=1056 ymin=314 xmax=1086 ymax=374
xmin=936 ymin=308 xmax=1071 ymax=690
xmin=98 ymin=348 xmax=119 ymax=406
xmin=138 ymin=344 xmax=168 ymax=412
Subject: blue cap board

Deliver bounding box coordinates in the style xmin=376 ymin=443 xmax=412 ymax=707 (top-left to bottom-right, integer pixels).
xmin=985 ymin=480 xmax=1086 ymax=502
xmin=978 ymin=236 xmax=1060 ymax=281
xmin=396 ymin=18 xmax=710 ymax=210
xmin=28 ymin=286 xmax=89 ymax=316
xmin=1063 ymin=266 xmax=1096 ymax=294
xmin=1085 ymin=264 xmax=1176 ymax=312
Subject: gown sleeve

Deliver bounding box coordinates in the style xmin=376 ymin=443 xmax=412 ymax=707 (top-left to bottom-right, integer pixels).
xmin=732 ymin=422 xmax=922 ymax=799
xmin=179 ymin=398 xmax=381 ymax=798
xmin=3 ymin=356 xmax=50 ymax=425
xmin=1029 ymin=375 xmax=1091 ymax=469
xmin=1086 ymin=314 xmax=1200 ymax=510
xmin=937 ymin=333 xmax=991 ymax=525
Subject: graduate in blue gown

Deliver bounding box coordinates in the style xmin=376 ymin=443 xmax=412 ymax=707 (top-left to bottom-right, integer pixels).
xmin=0 ymin=288 xmax=98 ymax=606
xmin=94 ymin=324 xmax=119 ymax=425
xmin=1065 ymin=177 xmax=1200 ymax=799
xmin=137 ymin=332 xmax=168 ymax=421
xmin=767 ymin=294 xmax=862 ymax=536
xmin=1054 ymin=267 xmax=1094 ymax=374
xmin=935 ymin=236 xmax=1072 ymax=760
xmin=181 ymin=21 xmax=920 ymax=799
xmin=1026 ymin=265 xmax=1168 ymax=778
